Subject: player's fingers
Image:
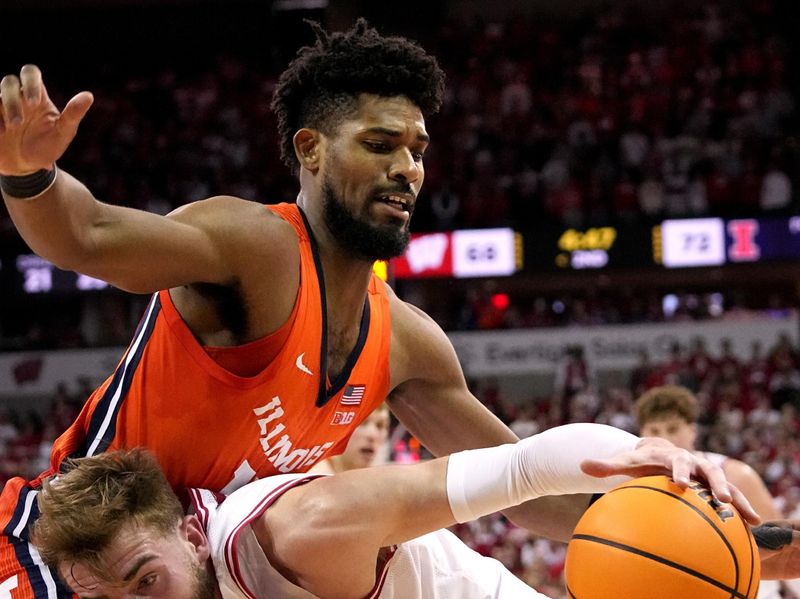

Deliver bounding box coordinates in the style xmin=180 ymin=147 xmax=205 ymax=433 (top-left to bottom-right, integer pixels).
xmin=668 ymin=450 xmax=694 ymax=487
xmin=580 ymin=457 xmax=621 ymax=478
xmin=19 ymin=64 xmax=42 ymax=105
xmin=693 ymin=459 xmax=731 ymax=503
xmin=581 ymin=451 xmax=662 ymax=478
xmin=0 ymin=75 xmax=23 ymax=125
xmin=728 ymin=483 xmax=760 ymax=526
xmin=59 ymin=92 xmax=94 ymax=133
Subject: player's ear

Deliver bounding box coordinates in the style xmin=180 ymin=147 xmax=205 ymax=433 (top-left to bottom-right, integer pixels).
xmin=294 ymin=129 xmax=323 ymax=173
xmin=182 ymin=515 xmax=210 ymax=563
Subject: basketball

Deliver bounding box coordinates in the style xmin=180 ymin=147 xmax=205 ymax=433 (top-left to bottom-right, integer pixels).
xmin=564 ymin=475 xmax=760 ymax=598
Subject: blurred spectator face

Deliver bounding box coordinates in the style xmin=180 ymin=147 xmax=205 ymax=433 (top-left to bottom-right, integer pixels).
xmin=338 ymin=405 xmax=390 ymax=470
xmin=639 ymin=415 xmax=697 ymax=450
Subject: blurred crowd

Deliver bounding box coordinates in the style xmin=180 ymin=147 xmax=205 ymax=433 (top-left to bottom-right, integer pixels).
xmin=2 ymin=284 xmax=797 ymax=350
xmin=424 ymin=285 xmax=796 ymax=332
xmin=0 ymin=1 xmax=796 ymax=238
xmin=419 ymin=0 xmax=797 ymax=230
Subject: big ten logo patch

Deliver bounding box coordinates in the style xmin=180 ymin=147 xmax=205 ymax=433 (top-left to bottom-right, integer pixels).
xmin=331 ymin=411 xmax=356 ymax=426
xmin=688 ymin=481 xmax=735 ymax=522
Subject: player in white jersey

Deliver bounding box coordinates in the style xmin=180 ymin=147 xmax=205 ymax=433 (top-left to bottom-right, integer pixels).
xmin=634 ymin=385 xmax=786 ymax=599
xmin=191 ymin=477 xmax=542 ymax=598
xmin=30 ymin=422 xmax=766 ymax=599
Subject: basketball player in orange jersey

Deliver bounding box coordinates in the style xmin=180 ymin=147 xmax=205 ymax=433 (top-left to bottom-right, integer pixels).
xmin=0 ymin=20 xmax=760 ymax=597
xmin=31 ymin=426 xmax=751 ymax=599
xmin=634 ymin=385 xmax=790 ymax=599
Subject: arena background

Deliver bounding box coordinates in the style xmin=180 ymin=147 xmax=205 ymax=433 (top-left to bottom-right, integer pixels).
xmin=1 ymin=0 xmax=800 ymax=596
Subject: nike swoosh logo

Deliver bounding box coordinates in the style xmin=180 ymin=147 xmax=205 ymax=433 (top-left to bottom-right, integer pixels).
xmin=295 ymin=353 xmax=313 ymax=376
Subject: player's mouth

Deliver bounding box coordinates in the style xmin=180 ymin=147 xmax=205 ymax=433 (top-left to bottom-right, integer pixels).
xmin=374 ymin=192 xmax=414 ymax=222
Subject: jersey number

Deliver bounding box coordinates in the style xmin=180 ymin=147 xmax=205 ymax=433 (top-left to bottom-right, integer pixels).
xmin=221 ymin=460 xmax=257 ymax=496
xmin=0 ymin=575 xmax=19 ymax=597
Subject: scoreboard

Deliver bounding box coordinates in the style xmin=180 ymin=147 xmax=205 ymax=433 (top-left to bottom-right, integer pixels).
xmin=3 ymin=253 xmax=110 ymax=295
xmin=653 ymin=216 xmax=800 ymax=268
xmin=526 ymin=216 xmax=800 ymax=272
xmin=524 ymin=223 xmax=654 ymax=271
xmin=392 ymin=228 xmax=523 ymax=279
xmin=4 ymin=216 xmax=800 ymax=293
xmin=656 ymin=218 xmax=727 ymax=268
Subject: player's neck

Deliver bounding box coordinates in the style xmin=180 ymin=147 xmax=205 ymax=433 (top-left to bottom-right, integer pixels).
xmin=207 ymin=561 xmax=224 ymax=599
xmin=300 ymin=193 xmax=374 ymax=264
xmin=297 ymin=191 xmax=377 ymax=317
xmin=329 ymin=455 xmax=350 ymax=473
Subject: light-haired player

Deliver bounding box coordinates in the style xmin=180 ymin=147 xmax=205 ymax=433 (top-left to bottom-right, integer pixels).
xmin=634 ymin=384 xmax=786 ymax=599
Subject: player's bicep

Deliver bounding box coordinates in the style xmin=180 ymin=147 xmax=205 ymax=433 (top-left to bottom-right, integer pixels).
xmin=389 ymin=301 xmax=517 ymax=456
xmin=254 ymin=483 xmax=380 ymax=599
xmin=79 ymin=196 xmax=265 ymax=293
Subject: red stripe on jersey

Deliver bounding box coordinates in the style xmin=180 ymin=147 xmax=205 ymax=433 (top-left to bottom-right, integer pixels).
xmin=366 ymin=546 xmax=398 ymax=599
xmin=223 ymin=476 xmax=323 ymax=598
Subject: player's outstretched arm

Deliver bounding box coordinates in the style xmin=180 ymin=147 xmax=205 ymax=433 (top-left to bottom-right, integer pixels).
xmin=252 ymin=425 xmax=749 ymax=599
xmin=383 ymin=296 xmax=626 ymax=541
xmin=384 ymin=297 xmax=760 ymax=541
xmin=0 ymin=65 xmax=288 ymax=293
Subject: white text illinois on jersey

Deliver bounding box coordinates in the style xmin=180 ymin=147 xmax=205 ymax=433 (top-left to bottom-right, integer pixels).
xmin=252 ymin=396 xmax=334 ymax=473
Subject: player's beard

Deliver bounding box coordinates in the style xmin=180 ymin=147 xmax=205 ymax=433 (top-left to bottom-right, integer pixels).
xmin=322 ymin=175 xmax=411 ymax=261
xmin=191 ymin=561 xmax=217 ymax=599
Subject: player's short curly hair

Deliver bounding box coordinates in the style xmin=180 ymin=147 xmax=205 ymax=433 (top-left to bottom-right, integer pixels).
xmin=634 ymin=385 xmax=700 ymax=427
xmin=271 ymin=19 xmax=445 ymax=173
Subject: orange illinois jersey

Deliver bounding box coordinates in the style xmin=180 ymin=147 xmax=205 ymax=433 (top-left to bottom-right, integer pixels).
xmin=48 ymin=203 xmax=392 ymax=493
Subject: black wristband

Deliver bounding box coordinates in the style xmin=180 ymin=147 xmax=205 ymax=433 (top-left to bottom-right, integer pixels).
xmin=0 ymin=166 xmax=57 ymax=199
xmin=753 ymin=523 xmax=793 ymax=550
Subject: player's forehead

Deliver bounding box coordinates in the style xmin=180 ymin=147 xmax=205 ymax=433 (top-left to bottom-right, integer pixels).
xmin=341 ymin=94 xmax=428 ymax=140
xmin=367 ymin=407 xmax=390 ymax=426
xmin=642 ymin=414 xmax=690 ymax=430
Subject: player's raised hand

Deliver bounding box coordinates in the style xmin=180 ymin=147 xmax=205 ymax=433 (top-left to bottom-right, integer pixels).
xmin=0 ymin=64 xmax=93 ymax=176
xmin=581 ymin=436 xmax=761 ymax=525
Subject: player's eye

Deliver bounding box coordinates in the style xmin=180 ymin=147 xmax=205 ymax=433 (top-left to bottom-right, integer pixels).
xmin=363 ymin=141 xmax=391 ymax=153
xmin=137 ymin=573 xmax=158 ymax=590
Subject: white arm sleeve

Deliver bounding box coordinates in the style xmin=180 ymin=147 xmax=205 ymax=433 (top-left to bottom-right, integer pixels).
xmin=446 ymin=423 xmax=639 ymax=523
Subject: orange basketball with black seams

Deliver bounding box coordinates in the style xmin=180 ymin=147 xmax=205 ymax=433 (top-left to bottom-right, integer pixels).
xmin=564 ymin=475 xmax=760 ymax=598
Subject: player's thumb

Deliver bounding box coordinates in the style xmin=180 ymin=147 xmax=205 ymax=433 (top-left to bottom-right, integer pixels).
xmin=60 ymin=91 xmax=94 ymax=133
xmin=581 ymin=458 xmax=621 ymax=478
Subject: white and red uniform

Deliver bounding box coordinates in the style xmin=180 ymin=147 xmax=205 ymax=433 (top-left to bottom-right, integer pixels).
xmin=190 ymin=475 xmax=549 ymax=599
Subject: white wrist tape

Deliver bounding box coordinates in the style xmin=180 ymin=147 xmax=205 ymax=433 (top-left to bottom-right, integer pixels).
xmin=446 ymin=423 xmax=639 ymax=523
